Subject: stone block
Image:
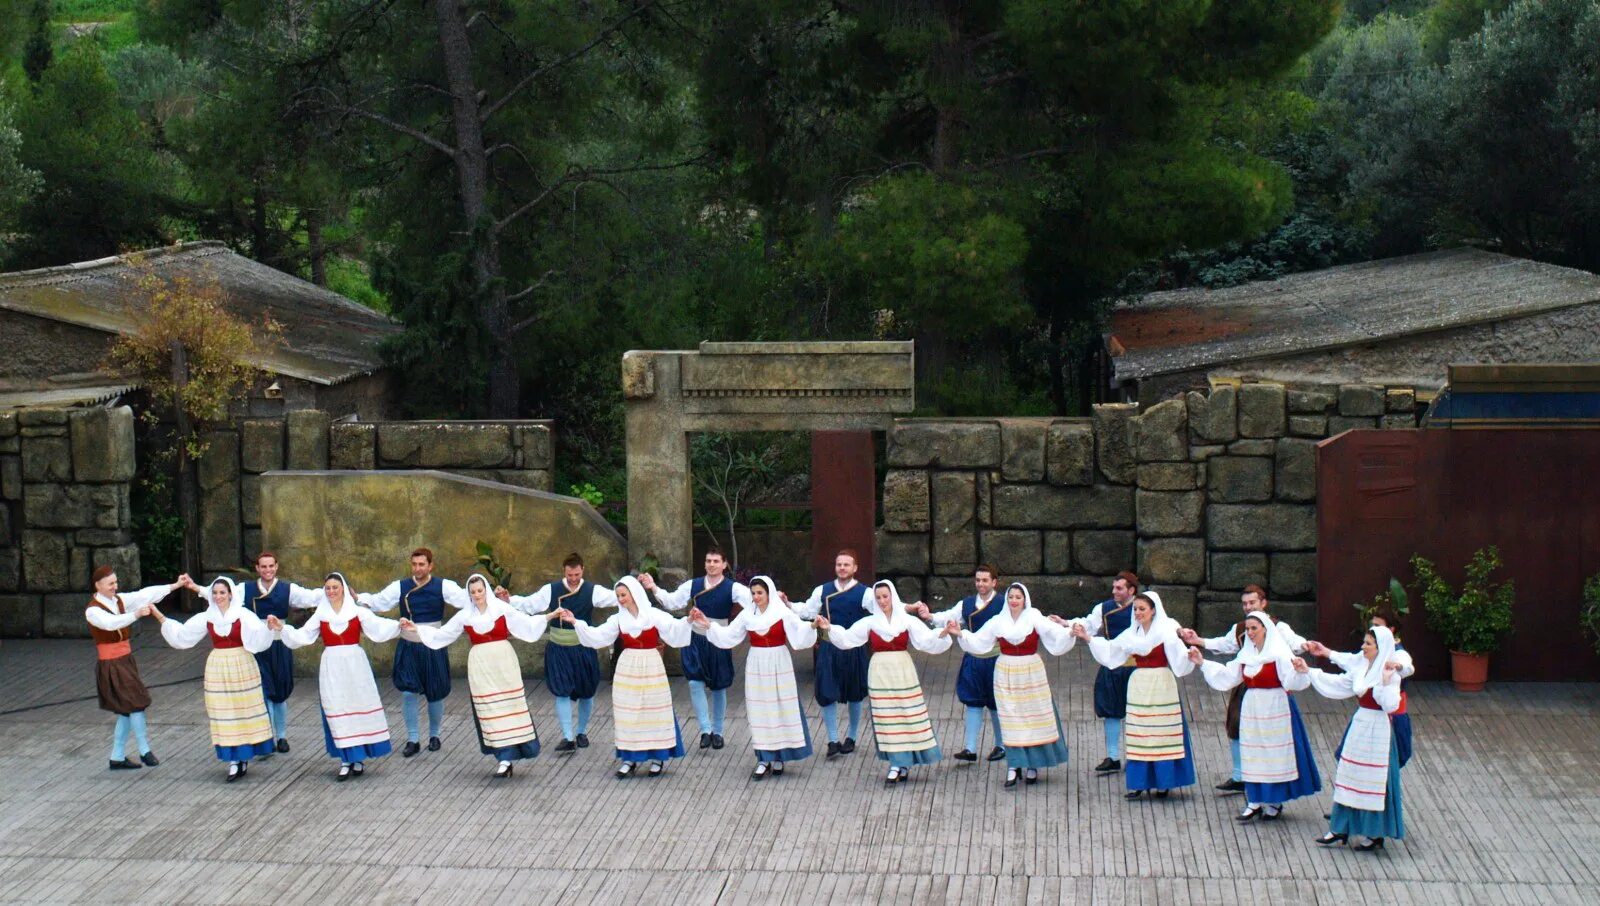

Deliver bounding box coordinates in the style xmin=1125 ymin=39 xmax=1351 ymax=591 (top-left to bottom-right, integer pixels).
xmin=43 ymin=593 xmax=92 ymax=639
xmin=621 ymin=351 xmax=656 ymax=400
xmin=1274 ymin=438 xmax=1318 ymax=502
xmin=0 ymin=548 xmax=19 ymax=592
xmin=1153 ymin=586 xmax=1197 ymax=627
xmin=197 ymin=431 xmax=239 ymax=492
xmin=923 ymin=576 xmax=972 ymax=606
xmin=200 ymin=482 xmax=242 ymax=572
xmin=980 ymin=529 xmax=1042 ymax=576
xmin=1270 ymin=552 xmax=1317 ymax=599
xmin=0 ymin=501 xmax=8 ymax=540
xmin=240 ymin=419 xmax=285 ymax=473
xmin=1197 ymin=599 xmax=1243 ymax=637
xmin=1207 ymin=456 xmax=1273 ymax=503
xmin=1381 ymin=414 xmax=1415 ymax=430
xmin=1013 ymin=575 xmax=1104 ymax=617
xmin=1188 ymin=386 xmax=1237 ymax=443
xmin=1288 ymin=414 xmax=1327 ymax=438
xmin=379 ymin=423 xmax=515 ymax=469
xmin=1338 ymin=384 xmax=1385 ymax=417
xmin=1326 ymin=415 xmax=1377 ymax=436
xmin=886 ymin=421 xmax=1002 ymax=469
xmin=515 ymin=424 xmax=553 ymax=470
xmin=1043 ymin=531 xmax=1072 ymax=574
xmin=20 ymin=435 xmax=71 ymax=483
xmin=92 ymin=545 xmax=142 ymax=589
xmin=1092 ymin=404 xmax=1138 ymax=484
xmin=1135 ymin=398 xmax=1188 ymax=462
xmin=1137 ymin=462 xmax=1199 ymax=491
xmin=1209 ymin=552 xmax=1268 ymax=591
xmin=21 ymin=530 xmax=69 ymax=592
xmin=976 ymin=472 xmax=993 ymax=526
xmin=75 ymin=528 xmax=131 ymax=546
xmin=0 ymin=412 xmax=14 ymax=437
xmin=69 ymin=546 xmax=92 ymax=590
xmin=1000 ymin=420 xmax=1048 ymax=482
xmin=893 ymin=576 xmax=924 ymax=605
xmin=1287 ymin=387 xmax=1337 ymax=413
xmin=446 ymin=470 xmax=555 ymax=493
xmin=1237 ymin=383 xmax=1286 ymax=438
xmin=1385 ymin=387 xmax=1416 ymax=413
xmin=1188 ymin=444 xmax=1226 ymax=461
xmin=991 ymin=484 xmax=1135 ymax=530
xmin=329 ymin=422 xmax=377 ymax=470
xmin=875 ymin=530 xmax=929 ymax=576
xmin=1135 ymin=490 xmax=1204 ymax=537
xmin=1046 ymin=421 xmax=1095 ymax=486
xmin=243 ymin=528 xmax=263 ymax=564
xmin=18 ymin=409 xmax=68 ymax=427
xmin=22 ymin=484 xmax=123 ymax=529
xmin=285 ymin=409 xmax=331 ymax=470
xmin=1269 ymin=601 xmax=1318 ymax=636
xmin=0 ymin=455 xmax=18 ymax=500
xmin=1072 ymin=530 xmax=1136 ymax=576
xmin=0 ymin=594 xmax=42 ymax=637
xmin=881 ymin=470 xmax=930 ymax=533
xmin=1227 ymin=439 xmax=1276 ymax=456
xmin=1207 ymin=504 xmax=1316 ymax=551
xmin=1137 ymin=537 xmax=1205 ymax=585
xmin=68 ymin=407 xmax=136 ymax=482
xmin=241 ymin=475 xmax=262 ymax=526
xmin=930 ymin=472 xmax=978 ymax=570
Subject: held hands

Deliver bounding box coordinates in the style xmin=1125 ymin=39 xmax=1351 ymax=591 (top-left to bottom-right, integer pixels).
xmin=494 ymin=586 xmax=511 ymax=603
xmin=136 ymin=605 xmax=153 ymax=618
xmin=778 ymin=591 xmax=790 ymax=604
xmin=637 ymin=573 xmax=657 ymax=591
xmin=1291 ymin=656 xmax=1310 ymax=674
xmin=1186 ymin=646 xmax=1204 ymax=665
xmin=548 ymin=608 xmax=573 ymax=623
xmin=266 ymin=615 xmax=284 ymax=631
xmin=909 ymin=602 xmax=931 ymax=620
xmin=398 ymin=618 xmax=417 ymax=633
xmin=813 ymin=616 xmax=831 ymax=632
xmin=1304 ymin=640 xmax=1330 ymax=658
xmin=942 ymin=619 xmax=961 ymax=638
xmin=1069 ymin=622 xmax=1092 ymax=642
xmin=1178 ymin=627 xmax=1201 ymax=646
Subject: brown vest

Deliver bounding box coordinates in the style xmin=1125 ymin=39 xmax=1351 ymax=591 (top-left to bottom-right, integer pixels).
xmin=88 ymin=596 xmax=131 ymax=645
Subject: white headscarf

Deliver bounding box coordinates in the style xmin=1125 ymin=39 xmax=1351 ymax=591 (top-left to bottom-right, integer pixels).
xmin=312 ymin=571 xmax=364 ymax=627
xmin=871 ymin=579 xmax=908 ymax=619
xmin=744 ymin=575 xmax=794 ymax=631
xmin=1353 ymin=625 xmax=1397 ymax=696
xmin=613 ymin=575 xmax=663 ymax=632
xmin=457 ymin=573 xmax=512 ymax=630
xmin=1229 ymin=611 xmax=1293 ymax=675
xmin=205 ymin=576 xmax=247 ymax=626
xmin=981 ymin=582 xmax=1041 ymax=643
xmin=1113 ymin=590 xmax=1181 ymax=657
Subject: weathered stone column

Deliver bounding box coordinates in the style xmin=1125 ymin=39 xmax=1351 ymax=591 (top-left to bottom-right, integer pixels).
xmin=623 ymin=350 xmax=693 ymax=583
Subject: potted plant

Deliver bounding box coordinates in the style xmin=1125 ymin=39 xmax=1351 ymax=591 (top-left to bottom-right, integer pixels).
xmin=1411 ymin=546 xmax=1515 ymax=692
xmin=1581 ymin=573 xmax=1600 ymax=655
xmin=1353 ymin=577 xmax=1409 ymax=638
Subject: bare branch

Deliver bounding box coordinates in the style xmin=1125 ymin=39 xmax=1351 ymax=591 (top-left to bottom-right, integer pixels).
xmin=507 ymin=270 xmax=557 ymax=304
xmin=480 ymin=0 xmax=660 ymax=123
xmin=334 ymin=104 xmax=459 ymax=157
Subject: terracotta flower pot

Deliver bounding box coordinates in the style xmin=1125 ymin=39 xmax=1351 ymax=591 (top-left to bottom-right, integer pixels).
xmin=1450 ymin=650 xmax=1490 ymax=692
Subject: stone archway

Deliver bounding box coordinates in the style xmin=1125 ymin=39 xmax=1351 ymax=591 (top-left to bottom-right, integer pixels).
xmin=622 ymin=341 xmax=914 ymax=583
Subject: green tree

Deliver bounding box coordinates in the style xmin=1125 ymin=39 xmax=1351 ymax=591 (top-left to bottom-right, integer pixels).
xmin=22 ymin=0 xmax=51 ymax=82
xmin=0 ymin=98 xmax=42 ymax=258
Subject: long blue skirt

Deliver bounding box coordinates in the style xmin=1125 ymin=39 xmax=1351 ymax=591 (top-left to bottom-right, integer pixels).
xmin=320 ymin=713 xmax=393 ymax=762
xmin=617 ymin=722 xmax=687 ymax=763
xmin=544 ymin=642 xmax=600 ymax=700
xmin=755 ymin=707 xmax=814 ymax=763
xmin=1125 ymin=711 xmax=1197 ymax=792
xmin=255 ymin=641 xmax=295 ymax=704
xmin=215 ymin=740 xmax=277 ymax=763
xmin=471 ymin=709 xmax=541 ymax=761
xmin=681 ymin=633 xmax=736 ymax=691
xmin=1006 ymin=706 xmax=1069 ymax=770
xmin=882 ymin=744 xmax=942 ymax=767
xmin=392 ymin=639 xmax=451 ymax=701
xmin=1330 ymin=736 xmax=1405 ymax=840
xmin=1093 ymin=664 xmax=1133 ymax=719
xmin=1243 ymin=696 xmax=1322 ymax=805
xmin=814 ymin=644 xmax=868 ymax=706
xmin=954 ymin=654 xmax=998 ymax=710
xmin=1392 ymin=712 xmax=1413 ymax=768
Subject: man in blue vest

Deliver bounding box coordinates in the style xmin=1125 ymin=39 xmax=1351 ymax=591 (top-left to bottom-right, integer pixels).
xmin=196 ymin=550 xmax=322 ymax=753
xmin=360 ymin=548 xmax=470 ymax=757
xmin=639 ymin=547 xmax=751 ymax=750
xmin=910 ymin=564 xmax=1005 ymax=763
xmin=1060 ymin=570 xmax=1139 ymax=774
xmin=793 ymin=549 xmax=872 ymax=759
xmin=500 ymin=551 xmax=618 ymax=752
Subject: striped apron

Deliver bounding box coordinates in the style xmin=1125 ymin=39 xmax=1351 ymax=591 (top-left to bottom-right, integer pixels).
xmin=993 ymin=633 xmax=1059 ymax=748
xmin=866 ymin=632 xmax=938 ymax=754
xmin=1239 ymin=664 xmax=1298 ymax=784
xmin=744 ymin=623 xmax=808 ymax=753
xmin=466 ymin=617 xmax=537 ymax=750
xmin=1125 ymin=648 xmax=1186 ymax=762
xmin=612 ymin=628 xmax=679 ymax=753
xmin=203 ymin=621 xmax=274 ymax=752
xmin=1332 ymin=692 xmax=1393 ymax=812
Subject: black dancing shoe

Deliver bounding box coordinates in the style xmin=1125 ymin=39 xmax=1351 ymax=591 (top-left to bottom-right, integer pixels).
xmin=751 ymin=762 xmax=771 ymax=781
xmin=986 ymin=746 xmax=1006 ymax=762
xmin=616 ymin=762 xmax=635 ymax=778
xmin=109 ymin=758 xmax=141 ymax=771
xmin=1236 ymin=806 xmax=1263 ymax=822
xmin=555 ymin=739 xmax=577 ymax=753
xmin=771 ymin=762 xmax=785 ymax=776
xmin=139 ymin=751 xmax=160 ymax=767
xmin=575 ymin=733 xmax=590 ymax=748
xmin=1093 ymin=757 xmax=1121 ymax=774
xmin=1261 ymin=806 xmax=1283 ymax=821
xmin=1352 ymin=837 xmax=1385 ymax=853
xmin=841 ymin=737 xmax=857 ymax=754
xmin=226 ymin=763 xmax=243 ymax=783
xmin=427 ymin=736 xmax=441 ymax=752
xmin=711 ymin=734 xmax=725 ymax=750
xmin=402 ymin=741 xmax=421 ymax=758
xmin=646 ymin=760 xmax=665 ymax=777
xmin=953 ymin=749 xmax=978 ymax=763
xmin=1024 ymin=769 xmax=1039 ymax=785
xmin=1004 ymin=769 xmax=1020 ymax=789
xmin=826 ymin=741 xmax=842 ymax=760
xmin=1124 ymin=790 xmax=1145 ymax=800
xmin=494 ymin=762 xmax=513 ymax=779
xmin=336 ymin=764 xmax=352 ymax=782
xmin=699 ymin=733 xmax=712 ymax=749
xmin=350 ymin=761 xmax=364 ymax=776
xmin=1215 ymin=778 xmax=1245 ymax=794
xmin=1315 ymin=832 xmax=1348 ymax=847
xmin=276 ymin=738 xmax=290 ymax=754
xmin=1153 ymin=789 xmax=1171 ymax=799
xmin=239 ymin=761 xmax=248 ymax=777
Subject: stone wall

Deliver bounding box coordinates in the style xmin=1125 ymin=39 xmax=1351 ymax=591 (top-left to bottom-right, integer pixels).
xmin=0 ymin=407 xmax=139 ymax=638
xmin=875 ymin=382 xmax=1422 ymax=636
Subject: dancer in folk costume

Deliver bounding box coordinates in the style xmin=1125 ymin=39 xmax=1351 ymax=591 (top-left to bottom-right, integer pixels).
xmin=815 ymin=580 xmax=949 ymax=785
xmin=408 ymin=574 xmax=563 ymax=778
xmin=500 ymin=552 xmax=618 ymax=752
xmin=1301 ymin=625 xmax=1407 ymax=852
xmin=1074 ymin=591 xmax=1198 ymax=799
xmin=947 ymin=583 xmax=1074 ymax=788
xmin=1070 ymin=571 xmax=1141 ymax=774
xmin=792 ymin=549 xmax=872 ymax=759
xmin=158 ymin=576 xmax=277 ymax=781
xmin=561 ymin=575 xmax=693 ymax=778
xmin=693 ymin=575 xmax=816 ymax=779
xmin=194 ymin=551 xmax=323 ymax=754
xmin=274 ymin=572 xmax=400 ymax=781
xmin=909 ymin=564 xmax=1006 ymax=764
xmin=638 ymin=548 xmax=751 ymax=751
xmin=358 ymin=548 xmax=470 ymax=757
xmin=84 ymin=565 xmax=186 ymax=771
xmin=1307 ymin=613 xmax=1415 ymax=768
xmin=1189 ymin=611 xmax=1321 ymax=822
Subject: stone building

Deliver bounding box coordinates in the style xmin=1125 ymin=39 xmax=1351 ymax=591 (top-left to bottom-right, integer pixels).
xmin=1107 ymin=248 xmax=1600 ymax=406
xmin=0 ymin=241 xmax=400 ymax=419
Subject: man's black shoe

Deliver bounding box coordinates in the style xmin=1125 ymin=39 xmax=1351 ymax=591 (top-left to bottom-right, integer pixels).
xmin=554 ymin=739 xmax=577 ymax=753
xmin=826 ymin=741 xmax=842 ymax=760
xmin=1094 ymin=758 xmax=1122 ymax=774
xmin=575 ymin=733 xmax=590 ymax=748
xmin=427 ymin=736 xmax=441 ymax=752
xmin=953 ymin=749 xmax=979 ymax=763
xmin=710 ymin=734 xmax=725 ymax=750
xmin=402 ymin=741 xmax=421 ymax=757
xmin=986 ymin=746 xmax=1006 ymax=762
xmin=841 ymin=737 xmax=857 ymax=754
xmin=1215 ymin=778 xmax=1245 ymax=794
xmin=699 ymin=733 xmax=712 ymax=749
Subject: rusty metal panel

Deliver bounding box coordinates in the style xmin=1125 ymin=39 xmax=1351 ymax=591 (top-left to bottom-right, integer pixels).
xmin=810 ymin=431 xmax=877 ymax=581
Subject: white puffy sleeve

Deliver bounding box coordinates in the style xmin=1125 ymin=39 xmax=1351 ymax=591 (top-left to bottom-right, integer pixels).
xmin=1030 ymin=610 xmax=1078 ymax=656
xmin=954 ymin=619 xmax=998 ymax=657
xmin=1325 ymin=649 xmax=1366 ymax=674
xmin=572 ymin=613 xmax=620 ymax=648
xmin=1077 ymin=603 xmax=1105 ymax=637
xmin=906 ymin=618 xmax=952 ymax=655
xmin=1306 ymin=667 xmax=1357 ymax=701
xmin=287 ymin=582 xmax=325 ymax=609
xmin=1164 ymin=634 xmax=1196 ymax=678
xmin=1281 ymin=658 xmax=1312 ymax=692
xmin=783 ymin=610 xmax=817 ymax=650
xmin=825 ymin=617 xmax=870 ymax=650
xmin=652 ymin=610 xmax=695 ymax=649
xmin=1391 ymin=648 xmax=1415 ymax=679
xmin=791 ymin=585 xmax=825 ymax=620
xmin=1086 ymin=636 xmax=1126 ymax=670
xmin=1275 ymin=621 xmax=1308 ymax=655
xmin=1198 ymin=659 xmax=1243 ymax=692
xmin=415 ymin=608 xmax=467 ymax=649
xmin=278 ymin=612 xmax=322 ymax=649
xmin=159 ymin=612 xmax=211 ymax=649
xmin=590 ymin=584 xmax=619 ymax=610
xmin=440 ymin=579 xmax=471 ymax=610
xmin=358 ymin=581 xmax=402 ymax=612
xmin=507 ymin=584 xmax=553 ymax=615
xmin=651 ymin=582 xmax=693 ymax=612
xmin=926 ymin=601 xmax=965 ymax=627
xmin=1371 ymin=676 xmax=1402 ymax=713
xmin=705 ymin=611 xmax=749 ymax=650
xmin=1201 ymin=628 xmax=1240 ymax=656
xmin=119 ymin=584 xmax=178 ymax=611
xmin=237 ymin=611 xmax=275 ymax=653
xmin=502 ymin=608 xmax=549 ymax=644
xmin=357 ymin=609 xmax=402 ymax=643
xmin=85 ymin=605 xmax=140 ymax=632
xmin=731 ymin=583 xmax=753 ymax=608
